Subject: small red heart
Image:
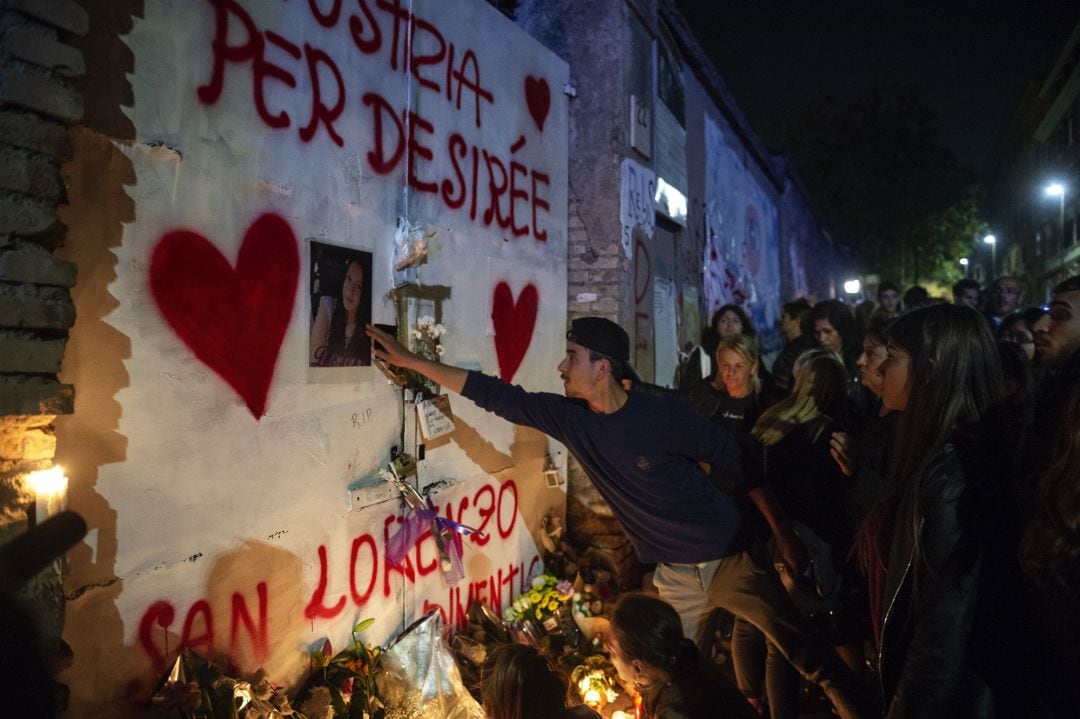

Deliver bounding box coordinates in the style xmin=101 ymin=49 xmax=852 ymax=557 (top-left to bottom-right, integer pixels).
xmin=491 ymin=282 xmax=539 ymax=383
xmin=149 ymin=213 xmax=299 ymax=419
xmin=524 ymin=76 xmax=551 ymax=133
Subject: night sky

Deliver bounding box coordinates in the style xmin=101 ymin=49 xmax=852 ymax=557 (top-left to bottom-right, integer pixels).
xmin=674 ymin=1 xmax=1079 ymax=175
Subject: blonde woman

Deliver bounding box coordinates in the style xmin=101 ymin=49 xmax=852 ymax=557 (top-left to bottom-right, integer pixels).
xmin=684 ymin=334 xmax=763 ymax=438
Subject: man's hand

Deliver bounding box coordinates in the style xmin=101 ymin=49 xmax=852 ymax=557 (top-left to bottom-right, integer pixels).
xmin=366 ymin=324 xmax=418 ymax=369
xmin=746 ymin=485 xmax=808 ymax=576
xmin=829 ymin=431 xmax=856 ymax=477
xmin=774 ymin=525 xmax=810 ymax=578
xmin=365 ymin=324 xmax=469 ymax=395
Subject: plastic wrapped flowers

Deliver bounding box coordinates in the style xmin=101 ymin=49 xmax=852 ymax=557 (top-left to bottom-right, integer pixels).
xmin=502 ymin=573 xmax=573 ymax=632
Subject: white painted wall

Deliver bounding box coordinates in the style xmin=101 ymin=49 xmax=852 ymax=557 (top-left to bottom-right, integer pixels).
xmin=57 ymin=0 xmax=568 ymax=710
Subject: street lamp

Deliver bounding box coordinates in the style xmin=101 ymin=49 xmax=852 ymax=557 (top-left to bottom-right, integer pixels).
xmin=959 ymin=257 xmax=969 ymax=277
xmin=1045 ymin=182 xmax=1066 ymax=246
xmin=983 ymin=234 xmax=996 ymax=278
xmin=843 ymin=278 xmax=861 ymax=296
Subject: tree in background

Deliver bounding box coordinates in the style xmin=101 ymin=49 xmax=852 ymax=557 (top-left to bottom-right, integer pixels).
xmin=783 ymin=85 xmax=984 ymax=286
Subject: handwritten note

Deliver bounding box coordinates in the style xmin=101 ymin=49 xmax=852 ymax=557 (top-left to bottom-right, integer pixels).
xmin=418 ymin=395 xmax=456 ymax=441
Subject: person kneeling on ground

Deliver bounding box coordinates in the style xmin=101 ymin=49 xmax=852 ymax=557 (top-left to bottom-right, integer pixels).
xmin=480 ymin=643 xmax=598 ymax=719
xmin=607 ymin=593 xmax=757 ymax=719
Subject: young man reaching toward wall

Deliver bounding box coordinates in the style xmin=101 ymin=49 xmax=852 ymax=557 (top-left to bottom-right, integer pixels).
xmin=366 ymin=318 xmax=871 ymax=719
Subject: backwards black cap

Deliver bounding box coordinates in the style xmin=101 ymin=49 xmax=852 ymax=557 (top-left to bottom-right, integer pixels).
xmin=566 ymin=317 xmax=629 ymax=360
xmin=566 ymin=317 xmax=641 ymax=383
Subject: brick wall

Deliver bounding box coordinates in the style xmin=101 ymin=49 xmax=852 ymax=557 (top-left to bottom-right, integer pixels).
xmin=0 ymin=0 xmax=87 ymax=709
xmin=555 ymin=0 xmax=647 ymax=591
xmin=564 ymin=195 xmax=642 ymax=588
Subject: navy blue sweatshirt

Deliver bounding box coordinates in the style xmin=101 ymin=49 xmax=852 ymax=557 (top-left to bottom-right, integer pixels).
xmin=461 ymin=371 xmax=753 ymax=563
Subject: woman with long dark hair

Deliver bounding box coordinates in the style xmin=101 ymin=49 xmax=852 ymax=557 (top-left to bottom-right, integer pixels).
xmin=859 ymin=304 xmax=1022 ymax=718
xmin=807 ymin=299 xmax=868 ymax=425
xmin=310 ymin=257 xmax=371 ymax=366
xmin=480 ymin=643 xmax=598 ymax=719
xmin=997 ymin=307 xmax=1045 ymax=361
xmin=806 ymin=300 xmax=858 ymax=371
xmin=830 ymin=315 xmax=898 ymax=529
xmin=608 ymin=593 xmax=756 ymax=719
xmin=713 ymin=304 xmax=758 ymax=340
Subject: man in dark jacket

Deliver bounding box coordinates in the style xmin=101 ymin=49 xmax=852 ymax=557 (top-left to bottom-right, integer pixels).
xmin=1026 ymin=275 xmax=1080 ymax=481
xmin=767 ymin=299 xmax=812 ymax=403
xmin=1033 ymin=275 xmax=1080 ymax=374
xmin=984 ymin=276 xmax=1024 ymax=330
xmin=366 ymin=318 xmax=871 ymax=718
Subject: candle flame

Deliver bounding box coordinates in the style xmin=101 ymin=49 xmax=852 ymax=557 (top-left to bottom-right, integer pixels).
xmin=28 ymin=466 xmax=67 ymax=499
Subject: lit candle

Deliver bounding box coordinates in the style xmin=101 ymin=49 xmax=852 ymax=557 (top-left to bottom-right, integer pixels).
xmin=27 ymin=466 xmax=68 ymax=525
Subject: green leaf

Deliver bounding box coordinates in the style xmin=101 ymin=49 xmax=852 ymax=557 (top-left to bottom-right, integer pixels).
xmin=353 ymin=617 xmax=376 ymax=634
xmin=329 ymin=684 xmax=348 ymax=716
xmin=349 ymin=691 xmax=368 ymax=719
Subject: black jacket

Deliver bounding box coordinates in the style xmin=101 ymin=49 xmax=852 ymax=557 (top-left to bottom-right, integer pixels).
xmin=878 ymin=431 xmax=1024 ymax=719
xmin=767 ymin=334 xmax=813 ymax=403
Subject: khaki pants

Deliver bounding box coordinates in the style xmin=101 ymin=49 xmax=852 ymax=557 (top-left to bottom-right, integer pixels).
xmin=653 ymin=543 xmax=869 ymax=719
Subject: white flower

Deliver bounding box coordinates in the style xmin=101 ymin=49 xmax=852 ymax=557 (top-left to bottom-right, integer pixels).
xmin=410 ymin=329 xmax=422 ymax=339
xmin=417 ymin=316 xmax=435 ymax=328
xmin=432 ymin=323 xmax=447 ymax=338
xmin=435 ymin=345 xmax=445 ymax=356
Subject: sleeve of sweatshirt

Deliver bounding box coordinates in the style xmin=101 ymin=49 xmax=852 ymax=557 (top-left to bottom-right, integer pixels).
xmin=678 ymin=404 xmax=757 ymax=492
xmin=460 ymin=371 xmax=570 ymax=443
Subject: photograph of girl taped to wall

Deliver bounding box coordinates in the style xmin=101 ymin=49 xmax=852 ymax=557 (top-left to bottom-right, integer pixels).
xmin=309 ymin=241 xmax=373 ymax=368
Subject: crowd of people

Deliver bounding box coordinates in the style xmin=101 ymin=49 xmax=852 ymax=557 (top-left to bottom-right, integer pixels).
xmin=365 ymin=271 xmax=1080 ymax=719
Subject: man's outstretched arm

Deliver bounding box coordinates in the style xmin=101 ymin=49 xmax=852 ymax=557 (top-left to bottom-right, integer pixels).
xmin=365 ymin=324 xmax=468 ymax=394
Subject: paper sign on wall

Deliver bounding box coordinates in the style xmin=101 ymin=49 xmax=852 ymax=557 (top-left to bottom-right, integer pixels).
xmin=418 ymin=395 xmax=456 ymax=441
xmin=620 ymin=157 xmax=656 ymax=259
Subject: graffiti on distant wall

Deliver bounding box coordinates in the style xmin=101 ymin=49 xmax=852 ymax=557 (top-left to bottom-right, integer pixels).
xmin=702 ymin=118 xmax=782 ymax=354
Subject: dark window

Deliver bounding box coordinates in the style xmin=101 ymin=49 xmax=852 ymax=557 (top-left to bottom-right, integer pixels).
xmin=657 ymin=42 xmax=685 ymax=126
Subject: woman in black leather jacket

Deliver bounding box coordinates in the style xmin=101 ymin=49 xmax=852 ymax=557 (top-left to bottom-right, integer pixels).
xmin=858 ymin=304 xmax=1024 ymax=718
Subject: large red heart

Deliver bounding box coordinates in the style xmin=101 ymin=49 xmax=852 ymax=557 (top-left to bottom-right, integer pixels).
xmin=491 ymin=282 xmax=539 ymax=383
xmin=149 ymin=213 xmax=299 ymax=419
xmin=524 ymin=76 xmax=550 ymax=133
